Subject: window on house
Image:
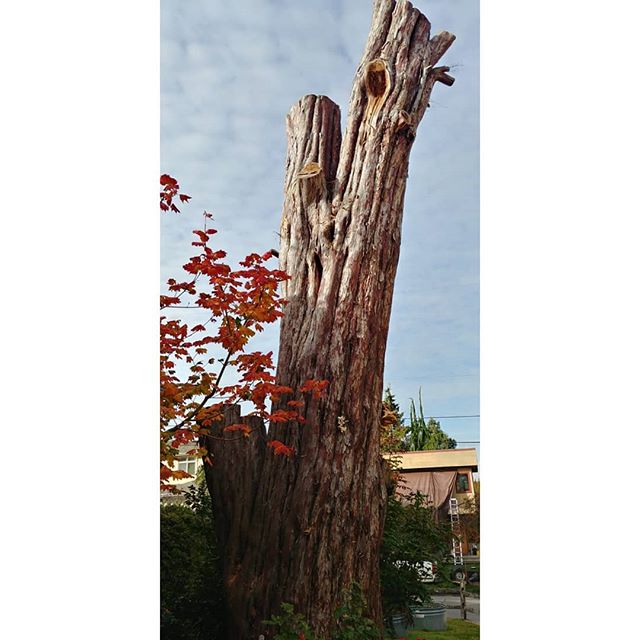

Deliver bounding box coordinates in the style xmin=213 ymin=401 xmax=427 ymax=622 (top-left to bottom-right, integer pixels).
xmin=456 ymin=472 xmax=470 ymax=493
xmin=177 ymin=459 xmax=198 ymax=475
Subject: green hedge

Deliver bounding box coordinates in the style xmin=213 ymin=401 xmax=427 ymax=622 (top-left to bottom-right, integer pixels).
xmin=160 ymin=487 xmax=224 ymax=639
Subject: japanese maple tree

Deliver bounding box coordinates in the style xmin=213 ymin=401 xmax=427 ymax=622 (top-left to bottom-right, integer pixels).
xmin=160 ymin=174 xmax=323 ymax=488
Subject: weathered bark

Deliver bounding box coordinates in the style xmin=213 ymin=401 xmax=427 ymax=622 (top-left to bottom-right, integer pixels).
xmin=201 ymin=406 xmax=267 ymax=629
xmin=204 ymin=1 xmax=455 ymax=638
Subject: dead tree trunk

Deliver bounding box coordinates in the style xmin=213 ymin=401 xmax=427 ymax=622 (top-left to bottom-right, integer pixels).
xmin=203 ymin=2 xmax=455 ymax=638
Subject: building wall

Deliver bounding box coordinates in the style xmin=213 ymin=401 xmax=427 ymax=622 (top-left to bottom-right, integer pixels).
xmin=453 ymin=467 xmax=476 ymax=513
xmin=161 ymin=456 xmax=204 ymax=504
xmin=166 ymin=455 xmax=203 ymax=485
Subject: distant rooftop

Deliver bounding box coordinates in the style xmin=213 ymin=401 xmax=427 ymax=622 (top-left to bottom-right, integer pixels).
xmin=390 ymin=448 xmax=478 ymax=472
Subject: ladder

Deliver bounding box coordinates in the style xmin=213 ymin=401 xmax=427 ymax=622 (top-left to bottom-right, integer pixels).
xmin=449 ymin=497 xmax=464 ymax=566
xmin=449 ymin=496 xmax=467 ymax=618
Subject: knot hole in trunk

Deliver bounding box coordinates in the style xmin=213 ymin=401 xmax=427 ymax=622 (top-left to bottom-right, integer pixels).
xmin=364 ymin=58 xmax=391 ymax=127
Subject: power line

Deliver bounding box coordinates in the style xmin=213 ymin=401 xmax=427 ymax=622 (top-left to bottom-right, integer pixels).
xmin=401 ymin=415 xmax=479 ymax=420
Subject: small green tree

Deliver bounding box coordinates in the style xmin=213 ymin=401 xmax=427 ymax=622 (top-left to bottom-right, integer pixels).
xmin=404 ymin=389 xmax=457 ymax=451
xmin=383 ymin=387 xmax=404 ymax=427
xmin=381 ymin=386 xmax=408 ymax=496
xmin=382 ymin=386 xmax=407 ymax=456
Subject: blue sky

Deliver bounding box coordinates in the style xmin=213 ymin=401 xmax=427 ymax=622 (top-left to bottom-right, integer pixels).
xmin=161 ymin=0 xmax=479 ymax=452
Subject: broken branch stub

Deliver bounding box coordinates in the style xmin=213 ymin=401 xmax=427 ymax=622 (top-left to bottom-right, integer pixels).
xmin=395 ymin=109 xmax=416 ymax=140
xmin=297 ymin=161 xmax=326 ymax=206
xmin=433 ymin=65 xmax=456 ymax=86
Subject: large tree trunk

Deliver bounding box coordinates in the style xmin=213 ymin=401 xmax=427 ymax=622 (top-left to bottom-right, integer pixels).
xmin=203 ymin=1 xmax=455 ymax=638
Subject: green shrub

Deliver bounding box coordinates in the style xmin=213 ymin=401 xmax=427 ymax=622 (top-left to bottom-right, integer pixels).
xmin=264 ymin=602 xmax=317 ymax=640
xmin=160 ymin=485 xmax=224 ymax=639
xmin=264 ymin=585 xmax=378 ymax=640
xmin=333 ymin=584 xmax=379 ymax=640
xmin=380 ymin=493 xmax=451 ymax=626
xmin=160 ymin=486 xmax=451 ymax=639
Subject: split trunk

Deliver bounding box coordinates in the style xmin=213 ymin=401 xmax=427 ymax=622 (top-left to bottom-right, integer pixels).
xmin=203 ymin=1 xmax=455 ymax=637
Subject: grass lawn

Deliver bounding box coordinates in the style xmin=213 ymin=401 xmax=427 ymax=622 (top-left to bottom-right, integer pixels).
xmin=385 ymin=619 xmax=480 ymax=640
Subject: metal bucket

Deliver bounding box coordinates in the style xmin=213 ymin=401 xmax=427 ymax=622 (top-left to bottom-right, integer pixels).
xmin=390 ymin=613 xmax=411 ymax=637
xmin=390 ymin=603 xmax=447 ymax=635
xmin=410 ymin=603 xmax=447 ymax=631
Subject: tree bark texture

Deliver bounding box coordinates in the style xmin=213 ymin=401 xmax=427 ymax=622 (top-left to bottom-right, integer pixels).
xmin=203 ymin=2 xmax=455 ymax=638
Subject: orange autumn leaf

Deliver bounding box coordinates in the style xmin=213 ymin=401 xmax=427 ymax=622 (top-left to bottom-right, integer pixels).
xmin=267 ymin=440 xmax=296 ymax=458
xmin=223 ymin=423 xmax=253 ymax=437
xmin=299 ymin=379 xmax=329 ymax=399
xmin=268 ymin=409 xmax=303 ymax=423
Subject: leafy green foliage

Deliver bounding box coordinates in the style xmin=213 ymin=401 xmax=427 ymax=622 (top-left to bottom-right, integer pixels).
xmin=183 ymin=481 xmax=211 ymax=518
xmin=264 ymin=602 xmax=316 ymax=640
xmin=160 ymin=489 xmax=224 ymax=639
xmin=333 ymin=584 xmax=379 ymax=640
xmin=264 ymin=585 xmax=378 ymax=640
xmin=380 ymin=493 xmax=452 ymax=623
xmin=404 ymin=390 xmax=456 ymax=451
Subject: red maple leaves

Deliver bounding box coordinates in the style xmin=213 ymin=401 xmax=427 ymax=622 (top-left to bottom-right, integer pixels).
xmin=267 ymin=440 xmax=296 ymax=458
xmin=160 ymin=175 xmax=327 ymax=487
xmin=299 ymin=379 xmax=330 ymax=399
xmin=160 ymin=174 xmax=191 ymax=213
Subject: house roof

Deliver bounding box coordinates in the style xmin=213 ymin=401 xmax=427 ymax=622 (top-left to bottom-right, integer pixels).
xmin=390 ymin=448 xmax=478 ymax=472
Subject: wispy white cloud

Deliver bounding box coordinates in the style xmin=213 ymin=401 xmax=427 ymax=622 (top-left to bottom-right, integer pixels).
xmin=161 ymin=0 xmax=479 ymax=443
